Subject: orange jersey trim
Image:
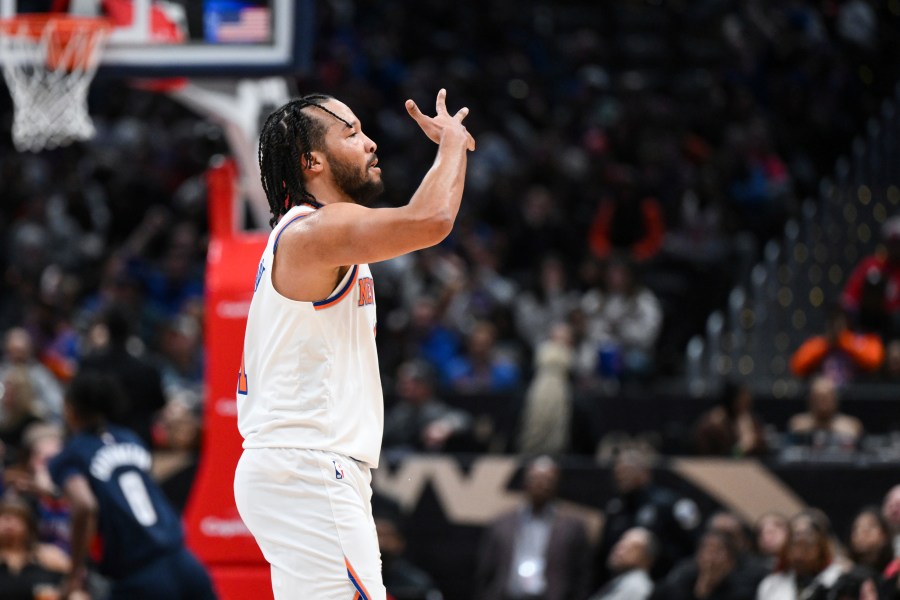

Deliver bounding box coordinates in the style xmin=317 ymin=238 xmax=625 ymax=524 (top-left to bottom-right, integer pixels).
xmin=314 ymin=265 xmax=359 ymax=310
xmin=345 ymin=556 xmax=371 ymax=600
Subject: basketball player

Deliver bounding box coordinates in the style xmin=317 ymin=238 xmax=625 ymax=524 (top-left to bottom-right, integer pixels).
xmin=48 ymin=372 xmax=217 ymax=600
xmin=233 ymin=89 xmax=474 ymax=600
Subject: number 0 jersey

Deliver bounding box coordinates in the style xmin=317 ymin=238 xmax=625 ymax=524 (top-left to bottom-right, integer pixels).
xmin=237 ymin=204 xmax=384 ymax=467
xmin=48 ymin=425 xmax=183 ymax=578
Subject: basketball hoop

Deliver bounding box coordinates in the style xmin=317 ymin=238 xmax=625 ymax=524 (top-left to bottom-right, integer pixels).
xmin=0 ymin=15 xmax=111 ymax=152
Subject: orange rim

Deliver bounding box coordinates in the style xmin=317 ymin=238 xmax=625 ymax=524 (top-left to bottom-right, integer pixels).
xmin=0 ymin=15 xmax=111 ymax=71
xmin=0 ymin=15 xmax=111 ymax=39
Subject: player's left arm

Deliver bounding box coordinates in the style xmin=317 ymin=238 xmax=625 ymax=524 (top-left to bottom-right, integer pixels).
xmin=60 ymin=474 xmax=98 ymax=598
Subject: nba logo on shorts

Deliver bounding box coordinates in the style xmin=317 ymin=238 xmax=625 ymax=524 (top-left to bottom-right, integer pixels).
xmin=332 ymin=460 xmax=344 ymax=480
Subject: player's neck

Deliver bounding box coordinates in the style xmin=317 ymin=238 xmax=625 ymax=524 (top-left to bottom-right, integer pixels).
xmin=305 ymin=180 xmax=353 ymax=206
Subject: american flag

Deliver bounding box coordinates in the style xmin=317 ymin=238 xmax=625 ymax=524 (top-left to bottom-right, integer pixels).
xmin=208 ymin=5 xmax=271 ymax=44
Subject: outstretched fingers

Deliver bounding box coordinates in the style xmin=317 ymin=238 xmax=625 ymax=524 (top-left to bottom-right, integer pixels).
xmin=406 ymin=99 xmax=425 ymax=123
xmin=464 ymin=128 xmax=476 ymax=151
xmin=454 ymin=106 xmax=476 ymax=150
xmin=406 ymin=91 xmax=476 ymax=150
xmin=435 ymin=88 xmax=448 ymax=115
xmin=452 ymin=104 xmax=475 ymax=150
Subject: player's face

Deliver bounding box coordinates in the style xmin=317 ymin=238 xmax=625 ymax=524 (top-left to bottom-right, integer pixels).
xmin=321 ymin=100 xmax=384 ymax=206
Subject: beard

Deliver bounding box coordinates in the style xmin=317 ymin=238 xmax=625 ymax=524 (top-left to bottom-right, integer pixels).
xmin=327 ymin=151 xmax=385 ymax=206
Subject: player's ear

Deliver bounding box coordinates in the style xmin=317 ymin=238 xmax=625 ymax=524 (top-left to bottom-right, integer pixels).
xmin=303 ymin=151 xmax=324 ymax=173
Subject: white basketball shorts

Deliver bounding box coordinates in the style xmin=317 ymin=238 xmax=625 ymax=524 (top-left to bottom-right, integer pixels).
xmin=234 ymin=448 xmax=386 ymax=600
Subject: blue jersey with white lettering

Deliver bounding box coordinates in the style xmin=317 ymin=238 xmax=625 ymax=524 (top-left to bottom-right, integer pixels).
xmin=48 ymin=425 xmax=183 ymax=578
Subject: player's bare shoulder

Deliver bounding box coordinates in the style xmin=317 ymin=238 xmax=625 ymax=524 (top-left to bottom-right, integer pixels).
xmin=271 ymin=210 xmax=348 ymax=301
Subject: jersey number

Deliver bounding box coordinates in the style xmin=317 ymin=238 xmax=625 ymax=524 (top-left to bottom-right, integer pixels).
xmin=119 ymin=471 xmax=158 ymax=526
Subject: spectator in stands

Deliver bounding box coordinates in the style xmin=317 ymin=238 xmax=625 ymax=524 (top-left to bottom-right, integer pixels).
xmin=0 ymin=496 xmax=71 ymax=600
xmin=474 ymin=456 xmax=591 ymax=600
xmin=156 ymin=308 xmax=205 ymax=408
xmin=725 ymin=117 xmax=792 ymax=244
xmin=882 ymin=485 xmax=900 ymax=558
xmin=787 ymin=375 xmax=864 ymax=453
xmin=513 ymin=256 xmax=579 ymax=351
xmin=754 ymin=512 xmax=789 ymax=571
xmin=404 ymin=295 xmax=461 ymax=383
xmin=2 ymin=422 xmax=69 ymax=553
xmin=588 ymin=167 xmax=665 ymax=264
xmin=842 ymin=215 xmax=900 ymax=339
xmin=516 ymin=323 xmax=574 ymax=455
xmin=579 ymin=256 xmax=663 ymax=380
xmin=884 ymin=339 xmax=900 ymax=380
xmin=77 ymin=255 xmax=158 ymax=348
xmin=0 ymin=367 xmax=47 ymax=464
xmin=443 ymin=232 xmax=518 ymax=335
xmin=445 ymin=321 xmax=520 ymax=394
xmin=383 ymin=360 xmax=474 ymax=453
xmin=0 ymin=328 xmax=62 ymax=423
xmin=152 ymin=399 xmax=204 ymax=513
xmin=28 ymin=294 xmax=79 ymax=385
xmin=693 ymin=380 xmax=768 ymax=457
xmin=154 ymin=399 xmax=202 ymax=454
xmin=650 ymin=530 xmax=745 ymax=600
xmin=567 ymin=307 xmax=597 ymax=388
xmin=829 ymin=567 xmax=883 ymax=600
xmin=883 ymin=561 xmax=900 ymax=600
xmin=705 ymin=511 xmax=771 ymax=595
xmin=595 ymin=449 xmax=701 ymax=584
xmin=756 ymin=511 xmax=846 ymax=600
xmin=848 ymin=507 xmax=894 ymax=575
xmin=789 ymin=306 xmax=884 ymax=385
xmin=375 ymin=511 xmax=444 ymax=600
xmin=505 ymin=186 xmax=575 ymax=284
xmin=588 ymin=527 xmax=657 ymax=600
xmin=121 ymin=214 xmax=204 ymax=320
xmin=78 ymin=303 xmax=166 ymax=448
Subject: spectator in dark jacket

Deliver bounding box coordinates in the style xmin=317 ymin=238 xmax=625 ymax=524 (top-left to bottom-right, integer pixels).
xmin=595 ymin=449 xmax=701 ymax=585
xmin=651 ymin=530 xmax=748 ymax=600
xmin=475 ymin=456 xmax=591 ymax=600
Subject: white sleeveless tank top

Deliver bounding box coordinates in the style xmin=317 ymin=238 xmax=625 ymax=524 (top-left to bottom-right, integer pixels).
xmin=237 ymin=204 xmax=383 ymax=467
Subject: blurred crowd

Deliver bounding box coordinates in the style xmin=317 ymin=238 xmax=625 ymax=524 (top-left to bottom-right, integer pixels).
xmin=1 ymin=0 xmax=900 ymax=598
xmin=468 ymin=453 xmax=900 ymax=600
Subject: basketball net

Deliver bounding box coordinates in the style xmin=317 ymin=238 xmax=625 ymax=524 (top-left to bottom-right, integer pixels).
xmin=0 ymin=15 xmax=110 ymax=152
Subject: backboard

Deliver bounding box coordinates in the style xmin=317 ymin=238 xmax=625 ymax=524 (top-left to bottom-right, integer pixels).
xmin=0 ymin=0 xmax=313 ymax=77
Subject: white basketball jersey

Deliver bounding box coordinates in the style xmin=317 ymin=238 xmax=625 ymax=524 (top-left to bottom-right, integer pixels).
xmin=237 ymin=204 xmax=383 ymax=467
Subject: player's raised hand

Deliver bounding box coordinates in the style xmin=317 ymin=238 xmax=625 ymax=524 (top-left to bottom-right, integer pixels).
xmin=405 ymin=89 xmax=476 ymax=151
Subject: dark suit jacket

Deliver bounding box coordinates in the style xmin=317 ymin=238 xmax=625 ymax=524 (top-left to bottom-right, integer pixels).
xmin=475 ymin=504 xmax=592 ymax=600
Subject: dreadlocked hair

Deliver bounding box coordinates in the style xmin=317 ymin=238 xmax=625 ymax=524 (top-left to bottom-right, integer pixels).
xmin=258 ymin=94 xmax=353 ymax=227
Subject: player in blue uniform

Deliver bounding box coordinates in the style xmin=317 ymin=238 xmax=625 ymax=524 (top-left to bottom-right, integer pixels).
xmin=48 ymin=371 xmax=217 ymax=600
